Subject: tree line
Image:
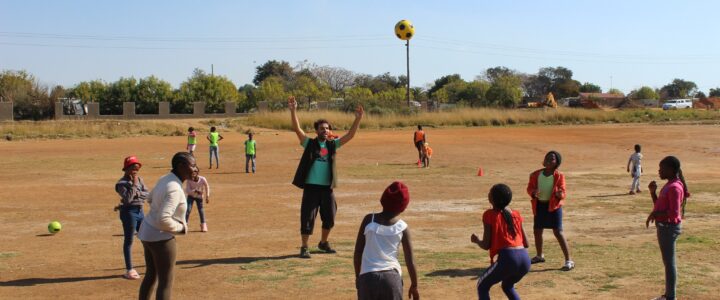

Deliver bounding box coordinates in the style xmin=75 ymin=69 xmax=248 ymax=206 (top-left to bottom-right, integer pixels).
xmin=1 ymin=61 xmax=719 ymax=120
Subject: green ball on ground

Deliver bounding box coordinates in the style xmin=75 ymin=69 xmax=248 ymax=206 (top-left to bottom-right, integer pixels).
xmin=48 ymin=221 xmax=62 ymax=234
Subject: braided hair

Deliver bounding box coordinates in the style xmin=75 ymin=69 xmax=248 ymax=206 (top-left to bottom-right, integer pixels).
xmin=660 ymin=156 xmax=689 ymax=218
xmin=490 ymin=184 xmax=516 ymax=238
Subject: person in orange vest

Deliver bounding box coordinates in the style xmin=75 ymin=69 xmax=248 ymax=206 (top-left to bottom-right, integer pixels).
xmin=413 ymin=125 xmax=426 ymax=166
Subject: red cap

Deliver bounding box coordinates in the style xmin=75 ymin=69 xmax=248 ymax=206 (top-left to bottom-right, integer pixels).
xmin=123 ymin=156 xmax=142 ymax=171
xmin=380 ymin=181 xmax=410 ymax=214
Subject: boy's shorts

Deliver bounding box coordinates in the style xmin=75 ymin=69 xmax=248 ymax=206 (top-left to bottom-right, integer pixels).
xmin=187 ymin=144 xmax=196 ymax=152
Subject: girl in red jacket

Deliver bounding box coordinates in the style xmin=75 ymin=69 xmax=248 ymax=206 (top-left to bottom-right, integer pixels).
xmin=526 ymin=151 xmax=574 ymax=271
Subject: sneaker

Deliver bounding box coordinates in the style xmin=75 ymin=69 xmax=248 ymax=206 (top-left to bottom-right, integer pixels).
xmin=562 ymin=260 xmax=575 ymax=271
xmin=299 ymin=247 xmax=311 ymax=259
xmin=318 ymin=241 xmax=337 ymax=254
xmin=201 ymin=223 xmax=208 ymax=232
xmin=629 ymin=191 xmax=636 ymax=195
xmin=530 ymin=256 xmax=545 ymax=264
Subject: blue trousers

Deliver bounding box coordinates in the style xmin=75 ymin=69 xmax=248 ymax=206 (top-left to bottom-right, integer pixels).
xmin=245 ymin=154 xmax=256 ymax=173
xmin=657 ymin=222 xmax=681 ymax=300
xmin=119 ymin=206 xmax=143 ymax=271
xmin=186 ymin=196 xmax=206 ymax=224
xmin=209 ymin=145 xmax=219 ymax=167
xmin=477 ymin=248 xmax=531 ymax=300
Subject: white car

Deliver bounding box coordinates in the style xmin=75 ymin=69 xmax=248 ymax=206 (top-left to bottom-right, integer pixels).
xmin=662 ymin=99 xmax=693 ymax=110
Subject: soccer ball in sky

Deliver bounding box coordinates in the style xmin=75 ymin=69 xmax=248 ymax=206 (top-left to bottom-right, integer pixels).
xmin=394 ymin=20 xmax=415 ymax=41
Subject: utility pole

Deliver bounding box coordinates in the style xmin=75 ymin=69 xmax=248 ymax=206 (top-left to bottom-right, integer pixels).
xmin=406 ymin=40 xmax=410 ymax=107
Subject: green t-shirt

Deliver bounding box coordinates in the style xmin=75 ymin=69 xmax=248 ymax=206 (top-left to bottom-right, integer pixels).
xmin=537 ymin=172 xmax=554 ymax=202
xmin=187 ymin=132 xmax=197 ymax=145
xmin=245 ymin=139 xmax=256 ymax=155
xmin=209 ymin=132 xmax=220 ymax=147
xmin=301 ymin=137 xmax=341 ymax=186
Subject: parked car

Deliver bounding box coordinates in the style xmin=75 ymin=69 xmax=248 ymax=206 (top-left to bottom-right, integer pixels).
xmin=662 ymin=99 xmax=693 ymax=110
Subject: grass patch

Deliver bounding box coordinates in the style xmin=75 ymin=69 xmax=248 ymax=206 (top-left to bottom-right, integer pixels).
xmin=0 ymin=120 xmax=185 ymax=140
xmin=0 ymin=252 xmax=18 ymax=259
xmin=597 ymin=283 xmax=620 ymax=292
xmin=678 ymin=235 xmax=715 ymax=245
xmin=226 ymin=108 xmax=720 ymax=131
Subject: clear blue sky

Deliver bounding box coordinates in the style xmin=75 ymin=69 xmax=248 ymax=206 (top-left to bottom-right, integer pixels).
xmin=1 ymin=0 xmax=718 ymax=94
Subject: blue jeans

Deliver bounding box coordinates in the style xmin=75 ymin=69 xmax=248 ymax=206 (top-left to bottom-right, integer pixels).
xmin=209 ymin=145 xmax=219 ymax=167
xmin=245 ymin=154 xmax=256 ymax=173
xmin=186 ymin=196 xmax=205 ymax=224
xmin=657 ymin=222 xmax=681 ymax=300
xmin=477 ymin=248 xmax=531 ymax=300
xmin=119 ymin=206 xmax=144 ymax=271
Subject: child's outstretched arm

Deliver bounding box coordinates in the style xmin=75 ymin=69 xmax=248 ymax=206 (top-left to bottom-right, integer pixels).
xmin=353 ymin=214 xmax=372 ymax=280
xmin=401 ymin=228 xmax=419 ymax=300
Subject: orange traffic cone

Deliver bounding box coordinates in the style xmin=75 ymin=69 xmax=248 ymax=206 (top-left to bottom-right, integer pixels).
xmin=477 ymin=167 xmax=484 ymax=176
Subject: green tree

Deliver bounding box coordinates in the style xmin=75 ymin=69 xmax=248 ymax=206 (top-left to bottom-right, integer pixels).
xmin=255 ymin=76 xmax=288 ymax=109
xmin=291 ymin=75 xmax=331 ymax=107
xmin=660 ymin=79 xmax=697 ymax=99
xmin=253 ymin=60 xmax=294 ymax=85
xmin=177 ymin=69 xmax=239 ymax=113
xmin=353 ymin=73 xmax=403 ymax=94
xmin=607 ymin=88 xmax=624 ymax=95
xmin=486 ymin=75 xmax=523 ymax=107
xmin=104 ymin=77 xmax=138 ymax=115
xmin=428 ymin=74 xmax=462 ymax=98
xmin=536 ymin=66 xmax=579 ymax=99
xmin=630 ymin=86 xmax=659 ymax=100
xmin=483 ymin=66 xmax=516 ymax=83
xmin=344 ymin=86 xmax=373 ymax=101
xmin=136 ymin=76 xmax=173 ymax=114
xmin=709 ymin=88 xmax=720 ymax=98
xmin=579 ymin=82 xmax=602 ymax=93
xmin=69 ymin=80 xmax=108 ymax=103
xmin=0 ymin=70 xmax=54 ymax=120
xmin=237 ymin=84 xmax=256 ymax=112
xmin=463 ymin=80 xmax=491 ymax=107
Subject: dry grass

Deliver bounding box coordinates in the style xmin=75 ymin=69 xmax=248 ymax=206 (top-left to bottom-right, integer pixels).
xmin=0 ymin=120 xmax=185 ymax=140
xmin=233 ymin=108 xmax=720 ymax=131
xmin=2 ymin=108 xmax=719 ymax=140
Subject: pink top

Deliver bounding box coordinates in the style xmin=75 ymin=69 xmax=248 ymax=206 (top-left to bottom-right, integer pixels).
xmin=185 ymin=176 xmax=210 ymax=199
xmin=653 ymin=179 xmax=684 ymax=224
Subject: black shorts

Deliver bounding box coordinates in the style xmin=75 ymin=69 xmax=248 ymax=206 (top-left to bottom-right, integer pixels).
xmin=415 ymin=141 xmax=424 ymax=150
xmin=534 ymin=202 xmax=563 ymax=230
xmin=300 ymin=184 xmax=336 ymax=235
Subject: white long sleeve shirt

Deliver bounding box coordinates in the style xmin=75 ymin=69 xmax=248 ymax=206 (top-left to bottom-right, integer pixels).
xmin=139 ymin=172 xmax=187 ymax=242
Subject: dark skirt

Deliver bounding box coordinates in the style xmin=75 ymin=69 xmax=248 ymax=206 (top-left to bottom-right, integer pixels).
xmin=534 ymin=201 xmax=563 ymax=230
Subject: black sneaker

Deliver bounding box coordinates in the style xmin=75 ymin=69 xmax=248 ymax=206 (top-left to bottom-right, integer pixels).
xmin=318 ymin=241 xmax=337 ymax=254
xmin=299 ymin=247 xmax=311 ymax=259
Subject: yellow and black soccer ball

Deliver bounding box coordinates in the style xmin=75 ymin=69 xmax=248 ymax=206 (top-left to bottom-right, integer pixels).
xmin=394 ymin=20 xmax=415 ymax=40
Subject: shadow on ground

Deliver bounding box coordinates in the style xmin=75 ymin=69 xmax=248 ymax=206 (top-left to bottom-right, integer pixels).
xmin=177 ymin=254 xmax=297 ymax=269
xmin=0 ymin=275 xmax=119 ymax=287
xmin=425 ymin=267 xmax=485 ymax=279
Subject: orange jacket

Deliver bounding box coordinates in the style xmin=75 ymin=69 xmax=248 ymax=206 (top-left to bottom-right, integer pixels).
xmin=414 ymin=130 xmax=425 ymax=143
xmin=526 ymin=169 xmax=566 ymax=215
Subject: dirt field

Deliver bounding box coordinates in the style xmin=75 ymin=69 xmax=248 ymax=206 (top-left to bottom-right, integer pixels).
xmin=1 ymin=123 xmax=719 ymax=299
